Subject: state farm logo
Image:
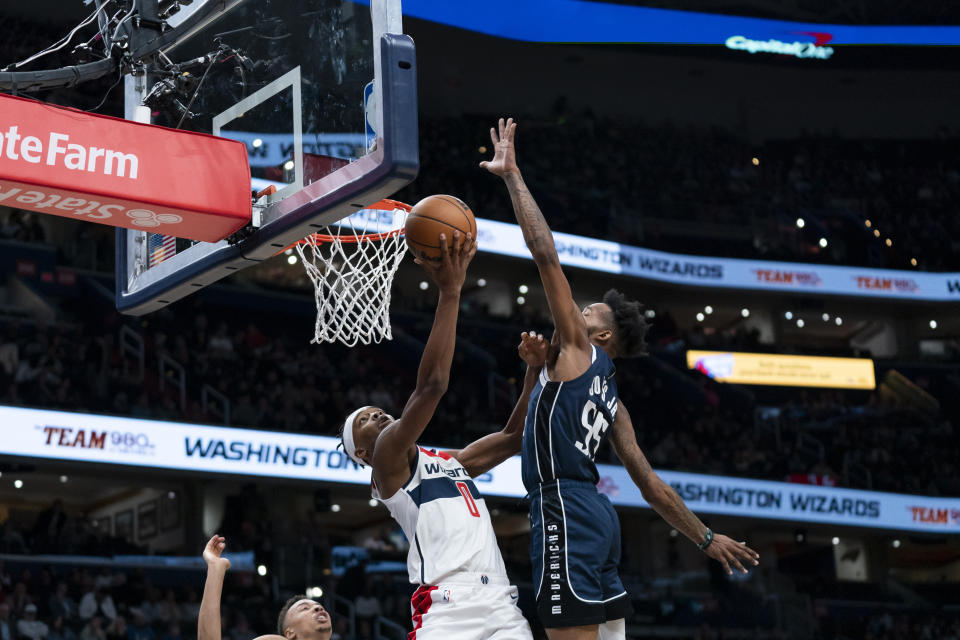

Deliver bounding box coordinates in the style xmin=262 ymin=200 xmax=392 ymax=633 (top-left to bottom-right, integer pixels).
xmin=754 ymin=268 xmax=822 ymax=287
xmin=39 ymin=425 xmax=156 ymax=455
xmin=908 ymin=506 xmax=960 ymax=525
xmin=127 ymin=209 xmax=183 ymax=228
xmin=0 ymin=184 xmax=183 ymax=228
xmin=855 ymin=276 xmax=919 ymax=293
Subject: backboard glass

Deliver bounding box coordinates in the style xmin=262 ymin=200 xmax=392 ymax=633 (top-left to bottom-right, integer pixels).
xmin=116 ymin=0 xmax=417 ymax=315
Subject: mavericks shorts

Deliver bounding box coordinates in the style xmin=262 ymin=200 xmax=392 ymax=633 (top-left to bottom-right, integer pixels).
xmin=530 ymin=479 xmax=633 ymax=628
xmin=408 ymin=572 xmax=533 ymax=640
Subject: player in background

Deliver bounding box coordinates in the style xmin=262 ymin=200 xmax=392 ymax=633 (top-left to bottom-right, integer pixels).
xmin=198 ymin=535 xmax=331 ymax=640
xmin=341 ymin=230 xmax=544 ymax=639
xmin=482 ymin=118 xmax=760 ymax=640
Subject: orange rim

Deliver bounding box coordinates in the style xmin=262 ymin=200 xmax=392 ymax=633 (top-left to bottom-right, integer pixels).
xmin=278 ymin=199 xmax=411 ymax=254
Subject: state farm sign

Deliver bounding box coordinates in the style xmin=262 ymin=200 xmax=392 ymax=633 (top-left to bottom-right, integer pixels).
xmin=0 ymin=93 xmax=251 ymax=242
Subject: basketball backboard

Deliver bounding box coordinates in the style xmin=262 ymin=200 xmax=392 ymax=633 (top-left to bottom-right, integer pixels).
xmin=115 ymin=0 xmax=417 ymax=314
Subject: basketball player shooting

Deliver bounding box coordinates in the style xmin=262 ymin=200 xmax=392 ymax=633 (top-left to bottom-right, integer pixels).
xmin=199 ymin=535 xmax=332 ymax=640
xmin=340 ymin=230 xmax=543 ymax=639
xmin=482 ymin=118 xmax=760 ymax=640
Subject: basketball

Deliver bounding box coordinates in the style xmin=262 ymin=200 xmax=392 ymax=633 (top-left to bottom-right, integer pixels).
xmin=404 ymin=195 xmax=477 ymax=261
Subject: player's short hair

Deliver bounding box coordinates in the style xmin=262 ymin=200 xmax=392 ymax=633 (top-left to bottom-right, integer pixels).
xmin=277 ymin=595 xmax=309 ymax=636
xmin=602 ymin=288 xmax=649 ymax=358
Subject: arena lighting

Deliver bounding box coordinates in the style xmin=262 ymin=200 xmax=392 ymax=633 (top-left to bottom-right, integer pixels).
xmin=283 ymin=160 xmax=295 ymax=171
xmin=669 ymin=529 xmax=679 ymax=538
xmin=892 ymin=539 xmax=901 ymax=548
xmin=930 ymin=320 xmax=938 ymax=330
xmin=784 ymin=311 xmax=794 ymax=320
xmin=704 ymin=305 xmax=713 ymax=314
xmin=13 ymin=480 xmax=22 ymax=489
xmin=418 ymin=281 xmax=428 ymax=290
xmin=795 ymin=218 xmax=805 ymax=228
xmin=874 ymin=229 xmax=881 ymax=238
xmin=741 ymin=308 xmax=750 ymax=318
xmin=286 ymin=255 xmax=297 ymax=265
xmin=257 ymin=565 xmax=267 ymax=576
xmin=644 ymin=309 xmax=656 ymax=319
xmin=835 ymin=317 xmax=843 ymax=326
xmin=516 ymin=296 xmax=526 ymax=305
xmin=284 ymin=249 xmax=294 ymax=256
xmin=911 ymin=258 xmax=918 ymax=267
xmin=822 ymin=313 xmax=830 ymax=322
xmin=252 ymin=138 xmax=263 ymax=148
xmin=795 ymin=533 xmax=805 ymax=543
xmin=865 ymin=220 xmax=872 ymax=228
xmin=476 ymin=278 xmax=487 ymax=287
xmin=478 ymin=146 xmax=487 ymax=154
xmin=796 ymin=319 xmax=805 ymax=328
xmin=518 ymin=284 xmax=529 ymax=294
xmin=832 ymin=537 xmax=840 ymax=545
xmin=59 ymin=475 xmax=68 ymax=483
xmin=306 ymin=586 xmax=324 ymax=599
xmin=167 ymin=491 xmax=176 ymax=499
xmin=751 ymin=157 xmax=759 ymax=166
xmin=819 ymin=237 xmax=828 ymax=248
xmin=330 ymin=504 xmax=341 ymax=513
xmin=885 ymin=238 xmax=893 ymax=247
xmin=368 ymin=499 xmax=378 ymax=507
xmin=696 ymin=312 xmax=705 ymax=322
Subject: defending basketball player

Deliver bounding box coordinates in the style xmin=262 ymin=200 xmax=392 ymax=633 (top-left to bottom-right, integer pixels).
xmin=482 ymin=118 xmax=760 ymax=640
xmin=199 ymin=535 xmax=331 ymax=640
xmin=340 ymin=230 xmax=542 ymax=639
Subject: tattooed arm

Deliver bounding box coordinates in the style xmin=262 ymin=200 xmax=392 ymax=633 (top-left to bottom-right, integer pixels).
xmin=481 ymin=117 xmax=591 ymax=375
xmin=609 ymin=401 xmax=761 ymax=575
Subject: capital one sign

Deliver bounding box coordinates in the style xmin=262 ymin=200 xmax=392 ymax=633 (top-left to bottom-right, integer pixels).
xmin=0 ymin=93 xmax=250 ymax=242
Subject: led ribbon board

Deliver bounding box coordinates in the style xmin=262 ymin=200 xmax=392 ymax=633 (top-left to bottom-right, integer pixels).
xmin=2 ymin=404 xmax=958 ymax=532
xmin=687 ymin=351 xmax=877 ymax=389
xmin=365 ymin=0 xmax=960 ymax=46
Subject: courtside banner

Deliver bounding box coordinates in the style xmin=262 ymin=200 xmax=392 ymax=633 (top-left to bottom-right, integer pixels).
xmin=2 ymin=405 xmax=959 ymax=532
xmin=0 ymin=93 xmax=250 ymax=242
xmin=473 ymin=218 xmax=960 ymax=302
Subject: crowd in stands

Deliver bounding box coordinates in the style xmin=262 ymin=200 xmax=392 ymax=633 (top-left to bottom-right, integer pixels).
xmin=393 ymin=114 xmax=960 ymax=272
xmin=0 ymin=285 xmax=957 ymax=498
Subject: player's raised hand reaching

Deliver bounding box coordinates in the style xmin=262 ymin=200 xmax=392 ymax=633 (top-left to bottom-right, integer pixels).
xmin=480 ymin=117 xmax=519 ymax=178
xmin=202 ymin=535 xmax=231 ymax=572
xmin=415 ymin=231 xmax=477 ymax=293
xmin=703 ymin=533 xmax=760 ymax=575
xmin=518 ymin=331 xmax=548 ymax=368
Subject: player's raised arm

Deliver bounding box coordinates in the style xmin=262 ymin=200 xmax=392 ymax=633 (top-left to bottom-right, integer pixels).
xmin=609 ymin=401 xmax=761 ymax=575
xmin=373 ymin=232 xmax=477 ymax=466
xmin=198 ymin=536 xmax=230 ymax=640
xmin=481 ymin=118 xmax=591 ymax=373
xmin=446 ymin=331 xmax=547 ymax=477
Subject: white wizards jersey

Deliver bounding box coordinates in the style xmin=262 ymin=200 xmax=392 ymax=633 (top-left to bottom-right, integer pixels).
xmin=375 ymin=447 xmax=508 ymax=586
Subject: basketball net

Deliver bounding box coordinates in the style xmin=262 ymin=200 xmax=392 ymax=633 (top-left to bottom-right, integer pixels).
xmin=294 ymin=200 xmax=410 ymax=346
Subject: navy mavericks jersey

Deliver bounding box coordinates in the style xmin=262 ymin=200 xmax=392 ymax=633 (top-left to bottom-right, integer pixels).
xmin=521 ymin=346 xmax=619 ymax=491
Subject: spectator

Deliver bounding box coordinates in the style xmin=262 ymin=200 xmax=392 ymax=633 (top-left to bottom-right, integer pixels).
xmin=79 ymin=617 xmax=105 ymax=640
xmin=47 ymin=618 xmax=76 ymax=640
xmin=158 ymin=625 xmax=180 ymax=640
xmin=48 ymin=582 xmax=76 ymax=621
xmin=17 ymin=604 xmax=49 ymax=640
xmin=103 ymin=617 xmax=125 ymax=640
xmin=125 ymin=611 xmax=153 ymax=640
xmin=79 ymin=588 xmax=116 ymax=622
xmin=31 ymin=500 xmax=67 ymax=553
xmin=155 ymin=590 xmax=180 ymax=627
xmin=0 ymin=603 xmax=14 ymax=640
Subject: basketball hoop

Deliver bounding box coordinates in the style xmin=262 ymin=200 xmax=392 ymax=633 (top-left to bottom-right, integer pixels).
xmin=294 ymin=199 xmax=410 ymax=346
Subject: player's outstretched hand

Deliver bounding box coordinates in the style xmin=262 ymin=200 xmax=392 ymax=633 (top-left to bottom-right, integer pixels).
xmin=203 ymin=535 xmax=231 ymax=572
xmin=415 ymin=231 xmax=477 ymax=294
xmin=480 ymin=117 xmax=519 ymax=178
xmin=704 ymin=533 xmax=759 ymax=575
xmin=518 ymin=331 xmax=548 ymax=368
